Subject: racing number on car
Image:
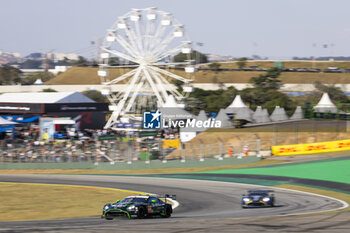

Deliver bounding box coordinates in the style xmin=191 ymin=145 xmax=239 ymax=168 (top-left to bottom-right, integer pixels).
xmin=148 ymin=205 xmax=153 ymax=213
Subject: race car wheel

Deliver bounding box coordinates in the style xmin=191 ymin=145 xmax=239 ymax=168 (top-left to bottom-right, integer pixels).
xmin=137 ymin=207 xmax=146 ymax=219
xmin=163 ymin=206 xmax=172 ymax=218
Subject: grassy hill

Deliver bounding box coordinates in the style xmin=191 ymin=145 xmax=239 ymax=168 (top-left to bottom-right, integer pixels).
xmin=47 ymin=63 xmax=350 ymax=85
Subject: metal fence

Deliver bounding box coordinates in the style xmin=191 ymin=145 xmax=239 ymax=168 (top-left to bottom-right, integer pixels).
xmin=1 ymin=120 xmax=347 ymax=163
xmin=173 ymin=139 xmax=273 ymax=161
xmin=0 ymin=138 xmax=267 ymax=163
xmin=0 ymin=139 xmax=138 ymax=163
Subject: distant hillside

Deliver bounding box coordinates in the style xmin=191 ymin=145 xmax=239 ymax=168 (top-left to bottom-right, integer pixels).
xmin=46 ymin=67 xmax=132 ymax=85
xmin=47 ymin=64 xmax=350 ymax=85
xmin=219 ymin=60 xmax=350 ymax=69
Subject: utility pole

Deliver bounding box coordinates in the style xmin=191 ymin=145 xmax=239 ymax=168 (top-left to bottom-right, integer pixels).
xmin=42 ymin=49 xmax=54 ymax=72
xmin=195 ymin=42 xmax=203 ymax=67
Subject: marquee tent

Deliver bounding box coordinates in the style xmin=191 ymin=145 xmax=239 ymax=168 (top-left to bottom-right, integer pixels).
xmin=313 ymin=93 xmax=338 ymax=113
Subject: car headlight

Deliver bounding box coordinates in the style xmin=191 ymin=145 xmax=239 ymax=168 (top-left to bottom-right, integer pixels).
xmin=126 ymin=205 xmax=137 ymax=211
xmin=242 ymin=198 xmax=251 ymax=202
xmin=104 ymin=205 xmax=109 ymax=210
xmin=262 ymin=197 xmax=270 ymax=202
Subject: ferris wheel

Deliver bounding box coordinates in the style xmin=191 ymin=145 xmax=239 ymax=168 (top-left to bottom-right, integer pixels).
xmin=98 ymin=7 xmax=196 ymax=129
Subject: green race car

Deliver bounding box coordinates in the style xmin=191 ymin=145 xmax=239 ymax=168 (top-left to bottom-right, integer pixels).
xmin=102 ymin=194 xmax=175 ymax=220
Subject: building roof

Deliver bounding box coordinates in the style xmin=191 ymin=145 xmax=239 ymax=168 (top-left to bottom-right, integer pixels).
xmin=0 ymin=117 xmax=17 ymax=125
xmin=0 ymin=92 xmax=95 ymax=104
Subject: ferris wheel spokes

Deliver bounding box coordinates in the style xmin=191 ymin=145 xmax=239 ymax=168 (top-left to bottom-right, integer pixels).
xmin=149 ymin=66 xmax=191 ymax=83
xmin=122 ymin=21 xmax=142 ymax=55
xmin=150 ymin=28 xmax=177 ymax=57
xmin=148 ymin=13 xmax=174 ymax=52
xmin=154 ymin=43 xmax=185 ymax=62
xmin=157 ymin=74 xmax=183 ymax=99
xmin=114 ymin=34 xmax=140 ymax=58
xmin=148 ymin=69 xmax=169 ymax=101
xmin=110 ymin=67 xmax=143 ymax=121
xmin=102 ymin=47 xmax=138 ymax=64
xmin=142 ymin=67 xmax=165 ymax=106
xmin=144 ymin=12 xmax=158 ymax=55
xmin=103 ymin=68 xmax=137 ymax=85
xmin=124 ymin=75 xmax=147 ymax=113
xmin=99 ymin=8 xmax=195 ymax=128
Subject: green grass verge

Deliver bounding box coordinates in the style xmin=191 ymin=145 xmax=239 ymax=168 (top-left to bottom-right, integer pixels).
xmin=199 ymin=157 xmax=350 ymax=184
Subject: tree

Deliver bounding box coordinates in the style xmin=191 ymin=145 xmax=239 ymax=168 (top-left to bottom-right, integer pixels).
xmin=250 ymin=67 xmax=282 ymax=89
xmin=171 ymin=79 xmax=184 ymax=92
xmin=242 ymin=67 xmax=293 ymax=115
xmin=82 ymin=90 xmax=108 ymax=103
xmin=62 ymin=57 xmax=70 ymax=64
xmin=74 ymin=56 xmax=87 ymax=65
xmin=0 ymin=66 xmax=22 ymax=85
xmin=240 ymin=87 xmax=295 ymax=115
xmin=208 ymin=62 xmax=221 ymax=71
xmin=189 ymin=86 xmax=238 ymax=112
xmin=184 ymin=97 xmax=206 ymax=115
xmin=262 ymin=91 xmax=295 ymax=115
xmin=22 ymin=71 xmax=55 ymax=85
xmin=236 ymin=57 xmax=247 ymax=69
xmin=173 ymin=50 xmax=208 ymax=63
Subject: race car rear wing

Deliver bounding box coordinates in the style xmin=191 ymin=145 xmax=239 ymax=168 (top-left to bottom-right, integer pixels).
xmin=248 ymin=190 xmax=274 ymax=193
xmin=162 ymin=194 xmax=176 ymax=203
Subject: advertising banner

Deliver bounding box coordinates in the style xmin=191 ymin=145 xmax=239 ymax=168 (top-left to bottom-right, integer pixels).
xmin=0 ymin=103 xmax=43 ymax=113
xmin=272 ymin=139 xmax=350 ymax=156
xmin=162 ymin=139 xmax=181 ymax=148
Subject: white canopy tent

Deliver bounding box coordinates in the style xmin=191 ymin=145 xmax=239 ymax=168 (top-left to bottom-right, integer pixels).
xmin=216 ymin=109 xmax=232 ymax=128
xmin=226 ymin=95 xmax=247 ymax=109
xmin=235 ymin=107 xmax=253 ymax=122
xmin=270 ymin=106 xmax=289 ymax=121
xmin=225 ymin=95 xmax=253 ymax=121
xmin=290 ymin=106 xmax=304 ymax=120
xmin=195 ymin=110 xmax=209 ymax=132
xmin=313 ymin=93 xmax=338 ymax=113
xmin=252 ymin=106 xmax=271 ymax=123
xmin=225 ymin=95 xmax=248 ymax=114
xmin=34 ymin=79 xmax=43 ymax=85
xmin=196 ymin=110 xmax=208 ymax=122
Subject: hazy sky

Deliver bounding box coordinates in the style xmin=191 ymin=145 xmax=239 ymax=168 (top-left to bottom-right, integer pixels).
xmin=1 ymin=0 xmax=350 ymax=59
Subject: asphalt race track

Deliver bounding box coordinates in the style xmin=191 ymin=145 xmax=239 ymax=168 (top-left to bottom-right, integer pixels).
xmin=0 ymin=174 xmax=348 ymax=233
